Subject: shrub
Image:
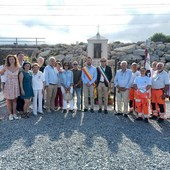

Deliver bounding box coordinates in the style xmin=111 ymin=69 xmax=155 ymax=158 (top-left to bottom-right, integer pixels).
xmin=151 ymin=33 xmax=167 ymax=42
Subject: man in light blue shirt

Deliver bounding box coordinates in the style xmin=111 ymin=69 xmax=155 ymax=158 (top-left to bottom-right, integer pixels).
xmin=44 ymin=57 xmax=58 ymax=112
xmin=82 ymin=57 xmax=97 ymax=113
xmin=114 ymin=61 xmax=132 ymax=117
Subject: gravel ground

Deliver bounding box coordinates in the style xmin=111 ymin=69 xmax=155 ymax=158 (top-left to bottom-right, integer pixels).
xmin=0 ymin=94 xmax=170 ymax=170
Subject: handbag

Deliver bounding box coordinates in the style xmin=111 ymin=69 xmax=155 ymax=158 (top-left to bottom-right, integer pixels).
xmin=63 ymin=92 xmax=73 ymax=101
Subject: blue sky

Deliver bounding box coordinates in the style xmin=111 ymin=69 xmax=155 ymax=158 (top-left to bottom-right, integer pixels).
xmin=0 ymin=0 xmax=170 ymax=44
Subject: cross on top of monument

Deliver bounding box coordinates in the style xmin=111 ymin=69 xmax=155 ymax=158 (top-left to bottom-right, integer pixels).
xmin=97 ymin=25 xmax=100 ymax=34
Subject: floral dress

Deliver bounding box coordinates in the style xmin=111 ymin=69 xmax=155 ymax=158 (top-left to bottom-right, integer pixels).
xmin=4 ymin=69 xmax=20 ymax=99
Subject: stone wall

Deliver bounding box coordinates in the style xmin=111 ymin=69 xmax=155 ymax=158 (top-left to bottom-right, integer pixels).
xmin=1 ymin=41 xmax=170 ymax=70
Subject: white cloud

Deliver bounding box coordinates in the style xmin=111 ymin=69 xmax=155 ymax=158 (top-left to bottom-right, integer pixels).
xmin=0 ymin=0 xmax=170 ymax=44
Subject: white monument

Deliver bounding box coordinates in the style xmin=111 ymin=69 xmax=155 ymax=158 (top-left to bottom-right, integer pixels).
xmin=87 ymin=32 xmax=108 ymax=59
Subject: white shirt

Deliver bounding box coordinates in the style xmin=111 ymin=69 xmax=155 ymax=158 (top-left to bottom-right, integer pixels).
xmin=99 ymin=66 xmax=106 ymax=82
xmin=129 ymin=70 xmax=140 ymax=87
xmin=134 ymin=76 xmax=152 ymax=91
xmin=32 ymin=71 xmax=45 ymax=90
xmin=0 ymin=65 xmax=6 ymax=82
xmin=150 ymin=68 xmax=157 ymax=78
xmin=152 ymin=70 xmax=169 ymax=89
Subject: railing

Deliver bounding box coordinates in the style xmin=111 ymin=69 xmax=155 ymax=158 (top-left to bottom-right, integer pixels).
xmin=0 ymin=37 xmax=45 ymax=47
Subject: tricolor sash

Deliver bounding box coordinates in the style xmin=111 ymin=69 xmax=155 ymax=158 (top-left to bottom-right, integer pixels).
xmin=98 ymin=66 xmax=109 ymax=84
xmin=82 ymin=66 xmax=97 ymax=98
xmin=82 ymin=66 xmax=93 ymax=82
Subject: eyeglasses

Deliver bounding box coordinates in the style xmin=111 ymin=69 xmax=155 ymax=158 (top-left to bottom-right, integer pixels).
xmin=73 ymin=64 xmax=78 ymax=65
xmin=101 ymin=61 xmax=106 ymax=62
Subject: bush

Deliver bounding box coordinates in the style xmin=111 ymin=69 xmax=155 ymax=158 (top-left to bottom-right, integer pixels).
xmin=151 ymin=33 xmax=166 ymax=42
xmin=151 ymin=33 xmax=170 ymax=43
xmin=165 ymin=35 xmax=170 ymax=43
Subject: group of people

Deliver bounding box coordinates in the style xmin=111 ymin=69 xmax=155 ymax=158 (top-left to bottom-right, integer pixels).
xmin=114 ymin=61 xmax=169 ymax=123
xmin=0 ymin=53 xmax=169 ymax=123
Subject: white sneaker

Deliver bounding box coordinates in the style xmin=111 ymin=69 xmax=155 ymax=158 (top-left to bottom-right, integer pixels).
xmin=9 ymin=114 xmax=14 ymax=121
xmin=13 ymin=114 xmax=19 ymax=120
xmin=38 ymin=111 xmax=44 ymax=114
xmin=33 ymin=112 xmax=38 ymax=116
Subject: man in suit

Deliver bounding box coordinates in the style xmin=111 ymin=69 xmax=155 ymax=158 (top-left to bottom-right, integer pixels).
xmin=96 ymin=57 xmax=112 ymax=114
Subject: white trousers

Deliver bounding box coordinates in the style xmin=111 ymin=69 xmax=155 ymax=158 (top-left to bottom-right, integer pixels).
xmin=33 ymin=89 xmax=43 ymax=114
xmin=61 ymin=86 xmax=74 ymax=110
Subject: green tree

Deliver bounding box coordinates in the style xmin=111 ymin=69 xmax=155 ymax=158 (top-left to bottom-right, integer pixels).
xmin=165 ymin=35 xmax=170 ymax=43
xmin=151 ymin=33 xmax=166 ymax=42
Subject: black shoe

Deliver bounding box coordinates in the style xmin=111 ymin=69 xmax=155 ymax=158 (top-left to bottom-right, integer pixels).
xmin=90 ymin=109 xmax=94 ymax=113
xmin=128 ymin=111 xmax=133 ymax=115
xmin=98 ymin=109 xmax=102 ymax=113
xmin=136 ymin=117 xmax=143 ymax=121
xmin=69 ymin=110 xmax=75 ymax=113
xmin=83 ymin=109 xmax=88 ymax=112
xmin=144 ymin=118 xmax=149 ymax=123
xmin=123 ymin=114 xmax=128 ymax=118
xmin=104 ymin=110 xmax=108 ymax=114
xmin=149 ymin=115 xmax=158 ymax=120
xmin=157 ymin=118 xmax=164 ymax=123
xmin=63 ymin=109 xmax=67 ymax=113
xmin=115 ymin=112 xmax=123 ymax=116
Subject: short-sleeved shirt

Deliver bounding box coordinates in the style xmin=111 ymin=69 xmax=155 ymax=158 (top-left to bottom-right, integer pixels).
xmin=152 ymin=70 xmax=169 ymax=89
xmin=134 ymin=76 xmax=152 ymax=90
xmin=32 ymin=71 xmax=45 ymax=90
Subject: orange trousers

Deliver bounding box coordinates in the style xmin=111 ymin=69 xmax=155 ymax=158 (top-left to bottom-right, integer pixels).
xmin=135 ymin=90 xmax=149 ymax=115
xmin=129 ymin=88 xmax=136 ymax=111
xmin=151 ymin=89 xmax=166 ymax=117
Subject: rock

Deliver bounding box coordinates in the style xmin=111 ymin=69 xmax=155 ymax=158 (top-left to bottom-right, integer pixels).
xmin=38 ymin=50 xmax=51 ymax=57
xmin=165 ymin=62 xmax=170 ymax=70
xmin=156 ymin=50 xmax=165 ymax=57
xmin=110 ymin=51 xmax=117 ymax=56
xmin=166 ymin=50 xmax=170 ymax=54
xmin=31 ymin=49 xmax=41 ymax=58
xmin=133 ymin=49 xmax=145 ymax=56
xmin=82 ymin=51 xmax=87 ymax=56
xmin=61 ymin=50 xmax=68 ymax=55
xmin=75 ymin=48 xmax=83 ymax=55
xmin=111 ymin=51 xmax=126 ymax=56
xmin=164 ymin=43 xmax=170 ymax=52
xmin=64 ymin=54 xmax=74 ymax=63
xmin=114 ymin=44 xmax=136 ymax=54
xmin=111 ymin=55 xmax=119 ymax=60
xmin=157 ymin=44 xmax=165 ymax=50
xmin=136 ymin=41 xmax=144 ymax=46
xmin=140 ymin=43 xmax=146 ymax=49
xmin=160 ymin=57 xmax=166 ymax=63
xmin=119 ymin=54 xmax=142 ymax=62
xmin=150 ymin=54 xmax=159 ymax=62
xmin=79 ymin=45 xmax=87 ymax=51
xmin=164 ymin=54 xmax=170 ymax=62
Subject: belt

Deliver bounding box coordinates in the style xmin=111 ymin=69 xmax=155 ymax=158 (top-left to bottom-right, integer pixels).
xmin=152 ymin=88 xmax=164 ymax=90
xmin=99 ymin=81 xmax=104 ymax=83
xmin=49 ymin=83 xmax=57 ymax=85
